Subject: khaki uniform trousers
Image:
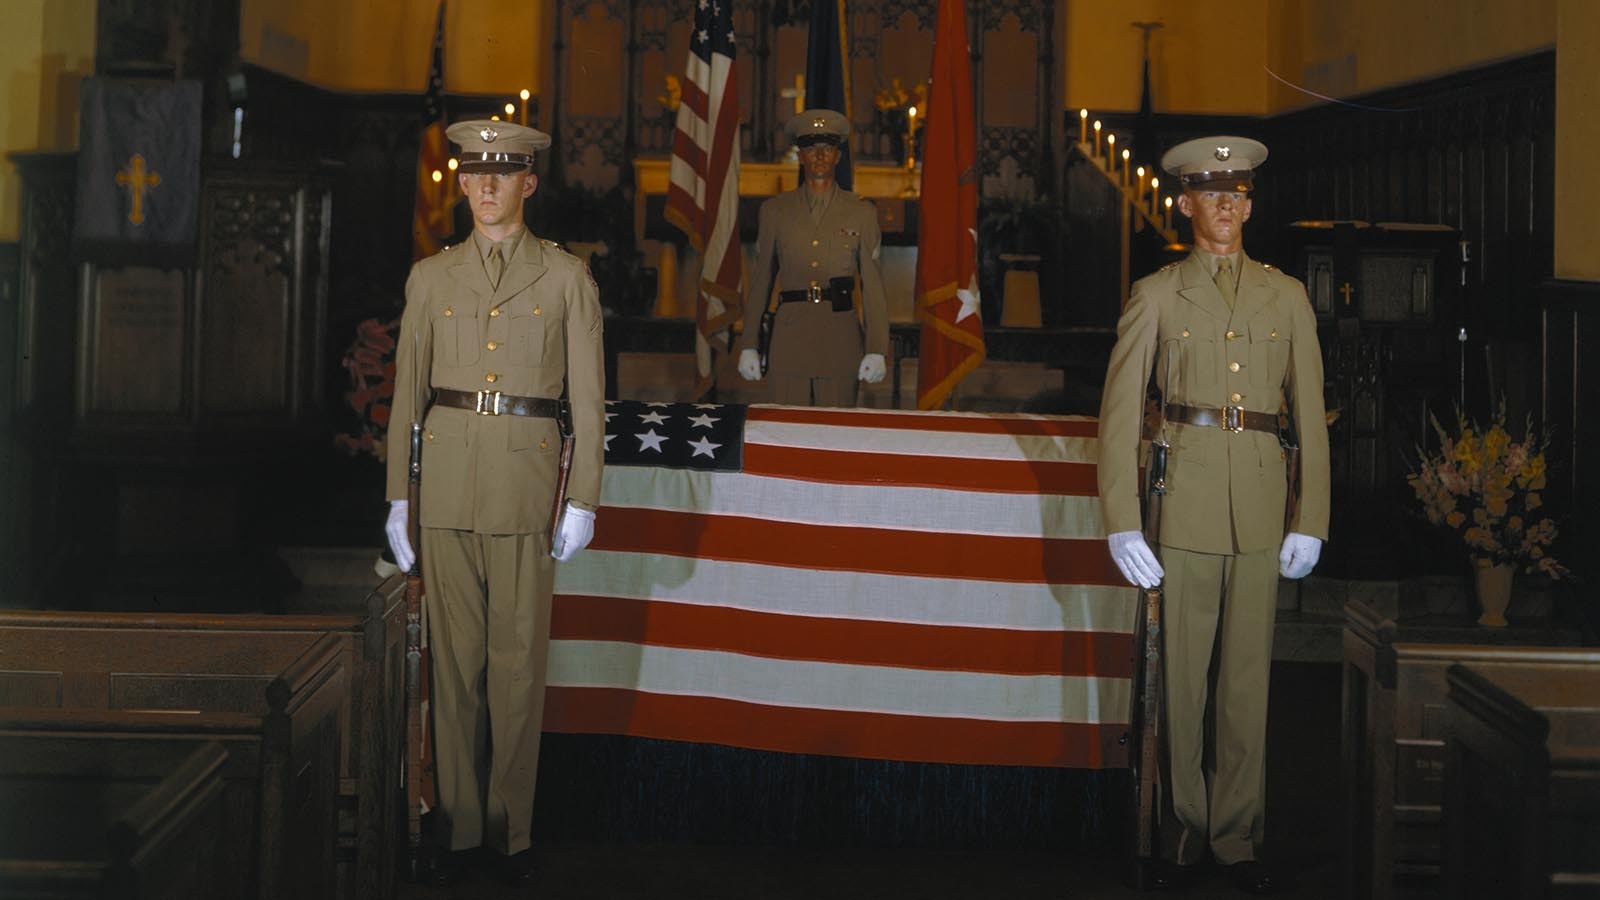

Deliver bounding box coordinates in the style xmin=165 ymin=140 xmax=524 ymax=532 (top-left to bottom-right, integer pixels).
xmin=1159 ymin=544 xmax=1278 ymax=866
xmin=422 ymin=527 xmax=555 ymax=855
xmin=766 ymin=304 xmax=862 ymax=408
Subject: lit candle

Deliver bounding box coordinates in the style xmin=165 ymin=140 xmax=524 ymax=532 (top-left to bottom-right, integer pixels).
xmin=519 ymin=89 xmax=530 ymax=125
xmin=1163 ymin=195 xmax=1173 ymax=231
xmin=1121 ymin=149 xmax=1130 ymax=186
xmin=1135 ymin=166 xmax=1146 ymax=201
xmin=1079 ymin=108 xmax=1088 ymax=144
xmin=447 ymin=158 xmax=458 ymax=172
xmin=1093 ymin=120 xmax=1102 ymax=158
xmin=504 ymin=102 xmax=515 ymax=120
xmin=1149 ymin=179 xmax=1160 ymax=217
xmin=1105 ymin=133 xmax=1115 ymax=173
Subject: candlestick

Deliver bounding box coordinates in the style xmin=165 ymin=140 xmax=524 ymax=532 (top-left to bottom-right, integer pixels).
xmin=1135 ymin=167 xmax=1146 ymax=201
xmin=1163 ymin=195 xmax=1173 ymax=231
xmin=1148 ymin=177 xmax=1159 ymax=217
xmin=1105 ymin=133 xmax=1115 ymax=174
xmin=1092 ymin=120 xmax=1102 ymax=158
xmin=1121 ymin=149 xmax=1130 ymax=186
xmin=519 ymin=89 xmax=530 ymax=125
xmin=1079 ymin=108 xmax=1088 ymax=144
xmin=504 ymin=103 xmax=515 ymax=121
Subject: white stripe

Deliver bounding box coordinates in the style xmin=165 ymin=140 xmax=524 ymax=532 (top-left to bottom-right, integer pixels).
xmin=546 ymin=640 xmax=1131 ymax=725
xmin=555 ymin=551 xmax=1137 ymax=634
xmin=744 ymin=418 xmax=1100 ymax=463
xmin=599 ymin=467 xmax=1107 ymax=538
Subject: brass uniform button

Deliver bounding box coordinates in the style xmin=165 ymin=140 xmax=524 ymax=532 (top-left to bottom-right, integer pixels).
xmin=486 ymin=372 xmax=499 ymax=383
xmin=443 ymin=307 xmax=454 ymax=317
xmin=533 ymin=307 xmax=542 ymax=316
xmin=1225 ymin=330 xmax=1237 ymax=341
xmin=1271 ymin=329 xmax=1279 ymax=338
xmin=810 ymin=260 xmax=820 ymax=269
xmin=425 ymin=432 xmax=435 ymax=441
xmin=1230 ymin=392 xmax=1243 ymax=403
xmin=487 ymin=340 xmax=499 ymax=351
xmin=490 ymin=308 xmax=501 ymax=318
xmin=1229 ymin=361 xmax=1241 ymax=373
xmin=811 ymin=239 xmax=820 ymax=247
xmin=539 ymin=439 xmax=549 ymax=450
xmin=1181 ymin=329 xmax=1191 ymax=338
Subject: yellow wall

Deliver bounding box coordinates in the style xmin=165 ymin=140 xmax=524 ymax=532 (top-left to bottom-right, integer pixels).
xmin=1065 ymin=0 xmax=1555 ymax=117
xmin=1064 ymin=0 xmax=1271 ymax=116
xmin=0 ymin=0 xmax=95 ymax=241
xmin=1554 ymin=0 xmax=1599 ymax=280
xmin=240 ymin=0 xmax=545 ymax=98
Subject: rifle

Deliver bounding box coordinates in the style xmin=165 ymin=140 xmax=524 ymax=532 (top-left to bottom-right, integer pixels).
xmin=402 ymin=333 xmax=427 ymax=882
xmin=1127 ymin=342 xmax=1175 ymax=887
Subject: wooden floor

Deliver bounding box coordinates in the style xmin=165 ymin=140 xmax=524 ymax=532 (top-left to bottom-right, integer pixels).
xmin=398 ymin=663 xmax=1345 ymax=899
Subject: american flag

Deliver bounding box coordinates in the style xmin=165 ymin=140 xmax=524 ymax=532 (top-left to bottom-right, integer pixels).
xmin=410 ymin=1 xmax=452 ymax=261
xmin=664 ymin=0 xmax=743 ymax=396
xmin=547 ymin=402 xmax=1136 ymax=769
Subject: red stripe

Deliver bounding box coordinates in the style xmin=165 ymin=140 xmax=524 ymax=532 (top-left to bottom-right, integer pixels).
xmin=747 ymin=406 xmax=1100 ymax=438
xmin=544 ymin=687 xmax=1128 ymax=769
xmin=591 ymin=508 xmax=1127 ymax=585
xmin=743 ymin=443 xmax=1098 ymax=494
xmin=679 ymin=81 xmax=710 ymax=115
xmin=551 ymin=595 xmax=1132 ymax=678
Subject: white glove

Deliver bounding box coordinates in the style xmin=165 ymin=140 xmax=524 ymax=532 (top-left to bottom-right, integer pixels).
xmin=551 ymin=503 xmax=597 ymax=562
xmin=737 ymin=348 xmax=763 ymax=381
xmin=1279 ymin=532 xmax=1322 ymax=579
xmin=857 ymin=353 xmax=887 ymax=383
xmin=385 ymin=500 xmax=415 ymax=573
xmin=1107 ymin=530 xmax=1163 ymax=589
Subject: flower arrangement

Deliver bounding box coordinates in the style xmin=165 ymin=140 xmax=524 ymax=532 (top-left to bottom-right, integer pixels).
xmin=1407 ymin=407 xmax=1567 ymax=579
xmin=333 ymin=317 xmax=399 ymax=462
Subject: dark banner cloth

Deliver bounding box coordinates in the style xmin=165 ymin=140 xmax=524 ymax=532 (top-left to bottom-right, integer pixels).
xmin=803 ymin=0 xmax=853 ymax=190
xmin=74 ymin=77 xmax=202 ymax=263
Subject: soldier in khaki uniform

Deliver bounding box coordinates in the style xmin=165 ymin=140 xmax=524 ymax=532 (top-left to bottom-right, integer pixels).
xmin=736 ymin=108 xmax=889 ymax=406
xmin=1097 ymin=137 xmax=1330 ymax=895
xmin=383 ymin=119 xmax=605 ymax=887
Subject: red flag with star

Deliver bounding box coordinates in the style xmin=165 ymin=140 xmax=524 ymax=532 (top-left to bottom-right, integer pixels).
xmin=914 ymin=0 xmax=984 ymax=410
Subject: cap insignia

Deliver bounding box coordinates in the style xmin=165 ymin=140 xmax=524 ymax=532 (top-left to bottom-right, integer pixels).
xmin=480 ymin=126 xmax=499 ymax=142
xmin=1214 ymin=146 xmax=1231 ymax=162
xmin=812 ymin=117 xmax=827 ymax=129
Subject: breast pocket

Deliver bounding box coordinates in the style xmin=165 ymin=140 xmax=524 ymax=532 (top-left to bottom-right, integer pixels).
xmin=1247 ymin=321 xmax=1289 ymax=390
xmin=832 ymin=231 xmax=860 ymax=272
xmin=1179 ymin=331 xmax=1216 ymax=389
xmin=434 ymin=310 xmax=480 ymax=366
xmin=509 ymin=307 xmax=547 ymax=367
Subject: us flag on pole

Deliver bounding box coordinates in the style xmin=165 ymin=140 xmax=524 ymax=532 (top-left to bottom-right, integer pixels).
xmin=665 ymin=0 xmax=743 ymax=397
xmin=547 ymin=402 xmax=1137 ymax=769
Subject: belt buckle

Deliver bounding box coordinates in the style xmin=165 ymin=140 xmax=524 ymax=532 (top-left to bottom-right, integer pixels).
xmin=806 ymin=281 xmax=824 ymax=303
xmin=1222 ymin=405 xmax=1245 ymax=433
xmin=475 ymin=390 xmax=503 ymax=416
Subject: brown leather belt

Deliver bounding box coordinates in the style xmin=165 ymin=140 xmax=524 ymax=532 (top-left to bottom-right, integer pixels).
xmin=777 ymin=278 xmax=854 ymax=312
xmin=433 ymin=388 xmax=561 ymax=419
xmin=1167 ymin=403 xmax=1279 ymax=435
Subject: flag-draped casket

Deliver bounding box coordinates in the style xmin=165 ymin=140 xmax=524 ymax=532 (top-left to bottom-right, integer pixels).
xmin=548 ymin=403 xmax=1136 ymax=769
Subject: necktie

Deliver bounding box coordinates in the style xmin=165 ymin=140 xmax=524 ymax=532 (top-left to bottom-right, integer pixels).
xmin=487 ymin=244 xmax=504 ymax=290
xmin=1215 ymin=257 xmax=1236 ymax=309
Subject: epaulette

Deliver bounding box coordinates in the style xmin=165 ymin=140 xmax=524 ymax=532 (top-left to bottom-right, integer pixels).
xmin=539 ymin=237 xmax=570 ymax=254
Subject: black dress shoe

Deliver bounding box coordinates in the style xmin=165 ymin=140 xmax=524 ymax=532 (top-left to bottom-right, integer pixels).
xmin=429 ymin=849 xmax=472 ymax=886
xmin=1149 ymin=859 xmax=1202 ymax=890
xmin=495 ymin=849 xmax=537 ymax=887
xmin=1227 ymin=860 xmax=1278 ymax=895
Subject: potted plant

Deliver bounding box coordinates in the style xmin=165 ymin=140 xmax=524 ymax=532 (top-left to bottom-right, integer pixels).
xmin=1407 ymin=405 xmax=1569 ymax=625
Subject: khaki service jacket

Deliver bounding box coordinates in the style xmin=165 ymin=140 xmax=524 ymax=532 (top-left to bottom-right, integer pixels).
xmin=1097 ymin=251 xmax=1330 ymax=555
xmin=386 ymin=234 xmax=605 ymax=535
xmin=736 ymin=185 xmax=889 ymax=359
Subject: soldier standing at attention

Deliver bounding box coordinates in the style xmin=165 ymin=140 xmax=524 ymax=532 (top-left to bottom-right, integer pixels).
xmin=736 ymin=108 xmax=889 ymax=406
xmin=1096 ymin=136 xmax=1330 ymax=895
xmin=384 ymin=119 xmax=605 ymax=887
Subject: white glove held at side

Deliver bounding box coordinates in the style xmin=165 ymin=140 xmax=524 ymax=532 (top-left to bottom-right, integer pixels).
xmin=857 ymin=353 xmax=887 ymax=383
xmin=1107 ymin=530 xmax=1163 ymax=590
xmin=385 ymin=500 xmax=415 ymax=573
xmin=551 ymin=503 xmax=597 ymax=562
xmin=737 ymin=348 xmax=763 ymax=381
xmin=1279 ymin=532 xmax=1322 ymax=579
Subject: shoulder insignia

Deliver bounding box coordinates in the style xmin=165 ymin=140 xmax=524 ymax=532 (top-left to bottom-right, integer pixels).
xmin=1262 ymin=263 xmax=1277 ymax=271
xmin=1159 ymin=261 xmax=1180 ymax=272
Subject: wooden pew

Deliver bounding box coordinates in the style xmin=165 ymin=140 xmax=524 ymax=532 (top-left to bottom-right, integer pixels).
xmin=0 ymin=633 xmax=347 ymax=900
xmin=0 ymin=575 xmax=406 ymax=900
xmin=1442 ymin=663 xmax=1600 ymax=899
xmin=0 ymin=740 xmax=229 ymax=898
xmin=1342 ymin=599 xmax=1597 ymax=899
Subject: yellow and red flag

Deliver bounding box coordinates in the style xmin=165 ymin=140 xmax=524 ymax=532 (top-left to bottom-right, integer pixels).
xmin=914 ymin=0 xmax=984 ymax=410
xmin=411 ymin=1 xmax=452 ymax=260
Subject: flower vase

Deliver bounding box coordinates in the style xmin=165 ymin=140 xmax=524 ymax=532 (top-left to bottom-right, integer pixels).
xmin=1473 ymin=563 xmax=1514 ymax=627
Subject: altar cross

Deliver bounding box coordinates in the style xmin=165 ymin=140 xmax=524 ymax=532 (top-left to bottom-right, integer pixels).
xmin=115 ymin=153 xmax=161 ymax=226
xmin=1339 ymin=281 xmax=1356 ymax=307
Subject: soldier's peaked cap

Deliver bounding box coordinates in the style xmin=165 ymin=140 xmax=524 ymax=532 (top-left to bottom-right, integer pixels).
xmin=1160 ymin=135 xmax=1268 ymax=193
xmin=786 ymin=108 xmax=850 ymax=147
xmin=447 ymin=119 xmax=551 ymax=171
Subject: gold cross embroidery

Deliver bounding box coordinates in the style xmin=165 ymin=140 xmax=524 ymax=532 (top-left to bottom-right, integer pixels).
xmin=115 ymin=154 xmax=161 ymax=226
